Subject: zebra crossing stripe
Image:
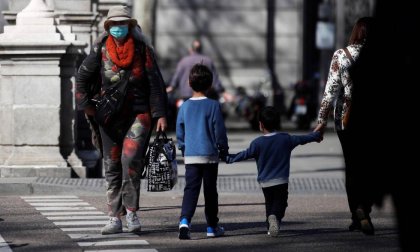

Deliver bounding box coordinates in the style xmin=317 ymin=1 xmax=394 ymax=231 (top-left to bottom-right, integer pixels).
xmin=21 ymin=196 xmax=78 ymax=199
xmin=29 ymin=202 xmax=90 ymax=206
xmin=25 ymin=199 xmax=83 ymax=202
xmin=54 ymin=220 xmax=109 ymax=226
xmin=35 ymin=206 xmax=96 ymax=211
xmin=41 ymin=211 xmax=104 ymax=216
xmin=61 ymin=227 xmax=103 ymax=232
xmin=0 ymin=234 xmax=13 ymax=252
xmin=68 ymin=233 xmax=137 ymax=239
xmin=84 ymin=249 xmax=158 ymax=252
xmin=47 ymin=216 xmax=109 ymax=220
xmin=78 ymin=240 xmax=149 ymax=246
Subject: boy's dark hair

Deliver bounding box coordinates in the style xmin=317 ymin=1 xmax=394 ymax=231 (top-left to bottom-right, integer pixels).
xmin=189 ymin=64 xmax=213 ymax=92
xmin=258 ymin=106 xmax=281 ymax=131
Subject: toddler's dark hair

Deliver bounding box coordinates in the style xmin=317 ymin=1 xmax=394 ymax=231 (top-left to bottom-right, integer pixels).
xmin=258 ymin=106 xmax=281 ymax=131
xmin=189 ymin=64 xmax=213 ymax=92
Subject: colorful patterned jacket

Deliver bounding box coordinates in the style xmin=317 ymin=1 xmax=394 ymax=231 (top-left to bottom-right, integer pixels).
xmin=317 ymin=44 xmax=362 ymax=131
xmin=75 ymin=27 xmax=167 ymax=119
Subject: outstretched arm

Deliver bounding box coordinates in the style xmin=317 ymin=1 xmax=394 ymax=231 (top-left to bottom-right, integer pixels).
xmin=313 ymin=123 xmax=325 ymax=141
xmin=226 ymin=142 xmax=257 ymax=164
xmin=290 ymin=131 xmax=322 ymax=149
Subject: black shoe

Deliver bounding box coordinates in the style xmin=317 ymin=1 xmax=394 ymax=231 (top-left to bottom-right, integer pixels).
xmin=356 ymin=208 xmax=375 ymax=235
xmin=179 ymin=226 xmax=191 ymax=240
xmin=360 ymin=218 xmax=374 ymax=235
xmin=178 ymin=218 xmax=191 ymax=240
xmin=349 ymin=220 xmax=361 ymax=231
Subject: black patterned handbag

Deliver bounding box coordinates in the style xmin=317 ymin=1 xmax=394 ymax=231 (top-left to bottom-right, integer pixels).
xmin=93 ymin=70 xmax=131 ymax=127
xmin=143 ymin=131 xmax=178 ymax=192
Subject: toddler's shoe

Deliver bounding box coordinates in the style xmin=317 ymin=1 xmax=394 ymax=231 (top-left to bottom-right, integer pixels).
xmin=101 ymin=217 xmax=122 ymax=235
xmin=207 ymin=226 xmax=225 ymax=238
xmin=267 ymin=215 xmax=280 ymax=237
xmin=179 ymin=218 xmax=191 ymax=240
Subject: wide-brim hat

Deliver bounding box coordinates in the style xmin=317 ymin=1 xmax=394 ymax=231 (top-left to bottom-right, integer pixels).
xmin=104 ymin=6 xmax=137 ymax=30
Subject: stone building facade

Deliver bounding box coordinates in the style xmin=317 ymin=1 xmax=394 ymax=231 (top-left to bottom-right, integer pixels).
xmin=0 ymin=0 xmax=375 ymax=177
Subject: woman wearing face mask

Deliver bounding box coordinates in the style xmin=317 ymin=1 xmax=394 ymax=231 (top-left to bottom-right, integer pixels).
xmin=75 ymin=5 xmax=167 ymax=235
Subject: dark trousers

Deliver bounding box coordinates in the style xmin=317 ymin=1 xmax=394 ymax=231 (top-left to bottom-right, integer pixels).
xmin=180 ymin=163 xmax=219 ymax=227
xmin=337 ymin=130 xmax=373 ymax=220
xmin=262 ymin=183 xmax=289 ymax=224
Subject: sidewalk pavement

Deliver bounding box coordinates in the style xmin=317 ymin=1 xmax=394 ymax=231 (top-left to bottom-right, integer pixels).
xmin=0 ymin=119 xmax=340 ymax=196
xmin=0 ymin=174 xmax=346 ymax=196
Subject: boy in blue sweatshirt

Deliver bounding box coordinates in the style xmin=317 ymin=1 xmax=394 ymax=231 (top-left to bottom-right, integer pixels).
xmin=176 ymin=64 xmax=229 ymax=240
xmin=226 ymin=106 xmax=321 ymax=236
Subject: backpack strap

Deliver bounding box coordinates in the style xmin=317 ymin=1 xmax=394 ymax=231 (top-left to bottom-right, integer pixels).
xmin=343 ymin=47 xmax=355 ymax=64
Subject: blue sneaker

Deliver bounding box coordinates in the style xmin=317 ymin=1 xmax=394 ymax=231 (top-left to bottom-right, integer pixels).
xmin=179 ymin=218 xmax=191 ymax=240
xmin=206 ymin=226 xmax=225 ymax=238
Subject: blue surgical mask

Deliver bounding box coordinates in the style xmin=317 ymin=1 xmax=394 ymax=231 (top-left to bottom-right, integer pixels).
xmin=109 ymin=25 xmax=129 ymax=39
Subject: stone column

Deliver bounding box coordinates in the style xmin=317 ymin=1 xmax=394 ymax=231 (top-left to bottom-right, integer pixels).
xmin=2 ymin=0 xmax=99 ymax=54
xmin=56 ymin=11 xmax=100 ymax=54
xmin=132 ymin=0 xmax=156 ymax=41
xmin=0 ymin=0 xmax=85 ymax=177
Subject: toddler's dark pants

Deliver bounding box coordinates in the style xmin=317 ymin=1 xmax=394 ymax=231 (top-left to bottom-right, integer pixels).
xmin=262 ymin=183 xmax=289 ymax=225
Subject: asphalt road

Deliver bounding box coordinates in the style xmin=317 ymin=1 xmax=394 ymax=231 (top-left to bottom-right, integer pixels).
xmin=0 ymin=131 xmax=401 ymax=251
xmin=0 ymin=193 xmax=399 ymax=252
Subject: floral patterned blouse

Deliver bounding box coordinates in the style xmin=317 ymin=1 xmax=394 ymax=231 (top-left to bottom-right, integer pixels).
xmin=317 ymin=44 xmax=363 ymax=131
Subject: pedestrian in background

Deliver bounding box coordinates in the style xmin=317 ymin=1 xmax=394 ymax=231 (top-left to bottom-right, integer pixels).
xmin=75 ymin=6 xmax=167 ymax=235
xmin=166 ymin=39 xmax=232 ymax=130
xmin=226 ymin=106 xmax=321 ymax=236
xmin=314 ymin=17 xmax=376 ymax=235
xmin=167 ymin=39 xmax=228 ymax=101
xmin=176 ymin=64 xmax=229 ymax=240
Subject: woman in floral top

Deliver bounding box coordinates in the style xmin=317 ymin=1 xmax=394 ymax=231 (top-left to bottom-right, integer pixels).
xmin=75 ymin=6 xmax=167 ymax=235
xmin=314 ymin=17 xmax=375 ymax=235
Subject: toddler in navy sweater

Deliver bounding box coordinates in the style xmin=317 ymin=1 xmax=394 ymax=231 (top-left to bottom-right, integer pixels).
xmin=226 ymin=106 xmax=321 ymax=236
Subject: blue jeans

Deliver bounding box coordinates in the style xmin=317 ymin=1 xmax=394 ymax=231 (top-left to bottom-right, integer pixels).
xmin=180 ymin=163 xmax=219 ymax=227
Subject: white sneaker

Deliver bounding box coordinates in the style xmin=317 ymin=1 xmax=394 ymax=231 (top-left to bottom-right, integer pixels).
xmin=101 ymin=217 xmax=122 ymax=235
xmin=267 ymin=215 xmax=280 ymax=237
xmin=126 ymin=211 xmax=141 ymax=233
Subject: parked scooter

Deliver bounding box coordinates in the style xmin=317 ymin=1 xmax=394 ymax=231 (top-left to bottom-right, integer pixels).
xmin=234 ymin=86 xmax=267 ymax=131
xmin=288 ymin=79 xmax=318 ymax=130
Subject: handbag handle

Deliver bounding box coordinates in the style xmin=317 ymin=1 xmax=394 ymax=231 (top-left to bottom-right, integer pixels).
xmin=154 ymin=130 xmax=168 ymax=142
